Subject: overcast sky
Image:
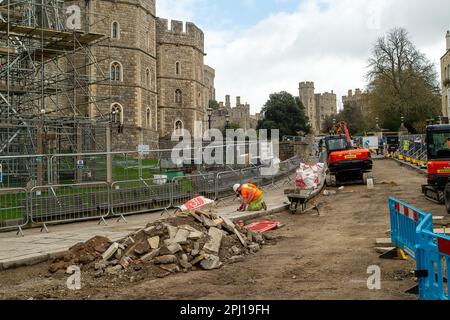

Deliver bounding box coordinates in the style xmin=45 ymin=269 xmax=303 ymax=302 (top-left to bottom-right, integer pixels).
xmin=156 ymin=0 xmax=449 ymax=113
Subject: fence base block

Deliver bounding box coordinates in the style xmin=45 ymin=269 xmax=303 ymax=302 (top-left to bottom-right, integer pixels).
xmin=98 ymin=217 xmax=108 ymax=226
xmin=379 ymin=248 xmax=399 ymax=260
xmin=40 ymin=224 xmax=49 ymax=234
xmin=116 ymin=215 xmax=127 ymax=224
xmin=16 ymin=226 xmax=24 ymax=237
xmin=405 ymin=284 xmax=419 ymax=295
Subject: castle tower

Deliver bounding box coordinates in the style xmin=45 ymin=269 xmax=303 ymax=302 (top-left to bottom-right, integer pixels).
xmin=156 ymin=18 xmax=207 ymax=138
xmin=299 ymin=82 xmax=318 ymax=133
xmin=70 ymin=0 xmax=159 ymax=150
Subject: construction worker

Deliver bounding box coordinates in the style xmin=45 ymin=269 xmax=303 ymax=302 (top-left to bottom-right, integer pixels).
xmin=233 ymin=183 xmax=268 ymax=212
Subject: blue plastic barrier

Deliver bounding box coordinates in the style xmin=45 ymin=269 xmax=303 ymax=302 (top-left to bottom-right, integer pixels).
xmin=416 ymin=218 xmax=450 ymax=300
xmin=389 ymin=198 xmax=432 ymax=260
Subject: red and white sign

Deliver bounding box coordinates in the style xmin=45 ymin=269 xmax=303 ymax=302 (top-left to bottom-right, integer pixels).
xmin=394 ymin=202 xmax=419 ymax=223
xmin=179 ymin=196 xmax=215 ymax=212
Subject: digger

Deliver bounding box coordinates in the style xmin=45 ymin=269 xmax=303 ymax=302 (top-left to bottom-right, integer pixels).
xmin=422 ymin=124 xmax=450 ymax=213
xmin=324 ymin=121 xmax=373 ymax=187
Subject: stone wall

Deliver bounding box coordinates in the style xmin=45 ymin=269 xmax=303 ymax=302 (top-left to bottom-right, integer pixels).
xmin=156 ymin=18 xmax=207 ymax=138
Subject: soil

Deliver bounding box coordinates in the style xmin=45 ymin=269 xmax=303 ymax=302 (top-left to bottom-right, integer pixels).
xmin=0 ymin=159 xmax=447 ymax=300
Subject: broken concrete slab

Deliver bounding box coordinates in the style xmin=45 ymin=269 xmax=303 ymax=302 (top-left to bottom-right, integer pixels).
xmin=189 ymin=212 xmax=204 ymax=224
xmin=94 ymin=261 xmax=108 ymax=270
xmin=190 ymin=254 xmax=206 ymax=265
xmin=134 ymin=241 xmax=150 ymax=255
xmin=154 ymin=255 xmax=178 ymax=265
xmin=102 ymin=242 xmax=119 ymax=261
xmin=178 ymin=225 xmax=200 ymax=233
xmin=119 ymin=257 xmax=131 ymax=269
xmin=147 ymin=236 xmax=160 ymax=250
xmin=141 ymin=248 xmax=161 ymax=262
xmin=200 ymin=254 xmax=222 ymax=270
xmin=159 ymin=264 xmax=180 ymax=273
xmin=173 ymin=229 xmax=190 ymax=244
xmin=230 ymin=246 xmax=242 ymax=256
xmin=201 ymin=216 xmax=217 ymax=228
xmin=164 ymin=224 xmax=179 ymax=239
xmin=203 ymin=227 xmax=223 ymax=255
xmin=221 ymin=217 xmax=236 ymax=233
xmin=160 ymin=243 xmax=182 ymax=255
xmin=188 ymin=231 xmax=204 ymax=241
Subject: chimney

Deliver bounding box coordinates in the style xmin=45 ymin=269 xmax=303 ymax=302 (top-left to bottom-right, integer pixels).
xmin=447 ymin=30 xmax=450 ymax=51
xmin=236 ymin=96 xmax=241 ymax=107
xmin=225 ymin=95 xmax=231 ymax=108
xmin=348 ymin=89 xmax=352 ymax=97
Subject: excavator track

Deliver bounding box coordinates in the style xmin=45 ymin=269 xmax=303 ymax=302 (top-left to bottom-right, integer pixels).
xmin=423 ymin=186 xmax=444 ymax=204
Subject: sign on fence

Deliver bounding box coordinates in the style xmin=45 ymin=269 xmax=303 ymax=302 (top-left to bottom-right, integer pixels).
xmin=77 ymin=160 xmax=84 ymax=170
xmin=138 ymin=145 xmax=150 ymax=156
xmin=0 ymin=164 xmax=2 ymax=183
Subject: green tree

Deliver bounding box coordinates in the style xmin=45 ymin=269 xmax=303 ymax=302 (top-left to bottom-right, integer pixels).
xmin=208 ymin=100 xmax=220 ymax=110
xmin=367 ymin=28 xmax=441 ymax=133
xmin=257 ymin=91 xmax=309 ymax=138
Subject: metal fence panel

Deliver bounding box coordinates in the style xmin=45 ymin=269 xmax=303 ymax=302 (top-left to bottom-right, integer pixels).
xmin=0 ymin=187 xmax=28 ymax=231
xmin=216 ymin=170 xmax=243 ymax=199
xmin=171 ymin=173 xmax=217 ymax=208
xmin=30 ymin=182 xmax=110 ymax=225
xmin=110 ymin=179 xmax=172 ymax=216
xmin=417 ymin=226 xmax=450 ymax=300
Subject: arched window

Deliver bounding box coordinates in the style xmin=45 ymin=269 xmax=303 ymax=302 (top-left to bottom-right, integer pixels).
xmin=175 ymin=62 xmax=180 ymax=75
xmin=111 ymin=103 xmax=123 ymax=125
xmin=146 ymin=107 xmax=151 ymax=128
xmin=146 ymin=68 xmax=150 ymax=88
xmin=110 ymin=61 xmax=123 ymax=82
xmin=174 ymin=120 xmax=183 ymax=135
xmin=111 ymin=21 xmax=120 ymax=39
xmin=175 ymin=89 xmax=182 ymax=104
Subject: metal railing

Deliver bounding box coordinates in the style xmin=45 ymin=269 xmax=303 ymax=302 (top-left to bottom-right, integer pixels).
xmin=0 ymin=187 xmax=28 ymax=234
xmin=30 ymin=182 xmax=110 ymax=230
xmin=0 ymin=151 xmax=304 ymax=233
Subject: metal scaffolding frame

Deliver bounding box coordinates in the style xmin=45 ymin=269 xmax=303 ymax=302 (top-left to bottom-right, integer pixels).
xmin=0 ymin=0 xmax=112 ymax=186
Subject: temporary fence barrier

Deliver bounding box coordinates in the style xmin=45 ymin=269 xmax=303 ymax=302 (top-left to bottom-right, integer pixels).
xmin=110 ymin=178 xmax=172 ymax=219
xmin=416 ymin=219 xmax=450 ymax=300
xmin=389 ymin=197 xmax=431 ymax=259
xmin=0 ymin=187 xmax=28 ymax=235
xmin=1 ymin=155 xmax=305 ymax=233
xmin=387 ymin=198 xmax=450 ymax=300
xmin=171 ymin=173 xmax=217 ymax=208
xmin=396 ymin=135 xmax=427 ymax=168
xmin=30 ymin=182 xmax=110 ymax=230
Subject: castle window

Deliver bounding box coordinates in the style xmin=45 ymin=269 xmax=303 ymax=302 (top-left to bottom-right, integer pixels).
xmin=174 ymin=120 xmax=183 ymax=135
xmin=146 ymin=68 xmax=150 ymax=88
xmin=175 ymin=62 xmax=180 ymax=75
xmin=146 ymin=107 xmax=151 ymax=129
xmin=110 ymin=61 xmax=123 ymax=82
xmin=111 ymin=21 xmax=120 ymax=39
xmin=175 ymin=89 xmax=182 ymax=104
xmin=111 ymin=103 xmax=123 ymax=125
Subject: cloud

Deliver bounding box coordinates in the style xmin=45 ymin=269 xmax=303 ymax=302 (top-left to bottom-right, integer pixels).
xmin=156 ymin=0 xmax=449 ymax=114
xmin=202 ymin=0 xmax=449 ymax=113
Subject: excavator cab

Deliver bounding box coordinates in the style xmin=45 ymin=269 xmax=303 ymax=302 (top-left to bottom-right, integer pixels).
xmin=423 ymin=125 xmax=450 ymax=211
xmin=325 ymin=135 xmax=352 ymax=153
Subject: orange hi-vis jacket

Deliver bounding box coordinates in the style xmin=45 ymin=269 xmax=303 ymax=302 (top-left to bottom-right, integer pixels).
xmin=239 ymin=184 xmax=263 ymax=205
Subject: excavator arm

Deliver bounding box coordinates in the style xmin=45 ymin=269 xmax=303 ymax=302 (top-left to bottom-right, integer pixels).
xmin=331 ymin=121 xmax=352 ymax=147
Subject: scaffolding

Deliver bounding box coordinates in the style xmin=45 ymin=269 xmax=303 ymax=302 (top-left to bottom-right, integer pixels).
xmin=0 ymin=0 xmax=112 ymax=187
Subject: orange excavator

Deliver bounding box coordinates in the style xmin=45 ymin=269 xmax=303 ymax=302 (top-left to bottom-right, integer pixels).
xmin=324 ymin=121 xmax=373 ymax=187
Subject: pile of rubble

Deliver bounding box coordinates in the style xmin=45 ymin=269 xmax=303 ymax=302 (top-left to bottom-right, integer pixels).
xmin=49 ymin=210 xmax=274 ymax=278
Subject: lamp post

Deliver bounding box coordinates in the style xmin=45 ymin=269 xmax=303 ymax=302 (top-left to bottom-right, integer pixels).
xmin=207 ymin=107 xmax=213 ymax=130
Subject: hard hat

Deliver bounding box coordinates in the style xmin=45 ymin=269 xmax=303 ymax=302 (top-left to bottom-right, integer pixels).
xmin=233 ymin=184 xmax=241 ymax=193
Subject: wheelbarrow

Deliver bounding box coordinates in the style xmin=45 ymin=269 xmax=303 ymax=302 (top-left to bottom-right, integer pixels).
xmin=285 ymin=188 xmax=321 ymax=215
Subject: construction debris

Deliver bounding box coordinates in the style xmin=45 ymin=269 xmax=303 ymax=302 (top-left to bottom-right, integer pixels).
xmin=48 ymin=208 xmax=277 ymax=278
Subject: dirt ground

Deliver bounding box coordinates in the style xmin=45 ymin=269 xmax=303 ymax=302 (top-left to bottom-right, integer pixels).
xmin=0 ymin=159 xmax=447 ymax=300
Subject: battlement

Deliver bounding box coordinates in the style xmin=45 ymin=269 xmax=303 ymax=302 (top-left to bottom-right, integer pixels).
xmin=156 ymin=18 xmax=204 ymax=52
xmin=299 ymin=81 xmax=315 ymax=89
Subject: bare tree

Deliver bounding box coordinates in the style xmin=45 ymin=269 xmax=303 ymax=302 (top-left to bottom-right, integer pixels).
xmin=367 ymin=28 xmax=441 ymax=132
